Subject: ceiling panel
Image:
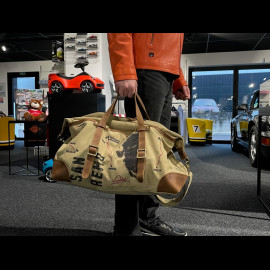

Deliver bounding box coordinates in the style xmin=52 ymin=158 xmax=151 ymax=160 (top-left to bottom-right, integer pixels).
xmin=0 ymin=33 xmax=269 ymax=62
xmin=0 ymin=33 xmax=64 ymax=62
xmin=182 ymin=33 xmax=270 ymax=54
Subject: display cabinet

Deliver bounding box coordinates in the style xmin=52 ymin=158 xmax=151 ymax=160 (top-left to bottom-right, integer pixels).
xmin=48 ymin=92 xmax=105 ymax=158
xmin=15 ymin=89 xmax=44 ymax=120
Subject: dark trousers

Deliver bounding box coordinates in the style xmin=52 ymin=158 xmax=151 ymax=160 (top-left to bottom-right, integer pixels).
xmin=113 ymin=69 xmax=177 ymax=235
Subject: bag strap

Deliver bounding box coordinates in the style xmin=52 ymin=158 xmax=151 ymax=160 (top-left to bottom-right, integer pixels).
xmin=135 ymin=94 xmax=150 ymax=120
xmin=134 ymin=94 xmax=146 ymax=183
xmin=82 ymin=93 xmax=147 ymax=182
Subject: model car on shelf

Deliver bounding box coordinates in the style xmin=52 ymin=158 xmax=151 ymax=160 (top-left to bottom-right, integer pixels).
xmin=77 ymin=56 xmax=87 ymax=60
xmin=77 ymin=48 xmax=86 ymax=52
xmin=48 ymin=61 xmax=104 ymax=94
xmin=87 ymin=35 xmax=97 ymax=40
xmin=88 ymin=44 xmax=98 ymax=49
xmin=65 ymin=36 xmax=75 ymax=41
xmin=42 ymin=158 xmax=55 ymax=183
xmin=76 ymin=40 xmax=86 ymax=44
xmin=88 ymin=51 xmax=98 ymax=56
xmin=231 ymin=89 xmax=270 ymax=167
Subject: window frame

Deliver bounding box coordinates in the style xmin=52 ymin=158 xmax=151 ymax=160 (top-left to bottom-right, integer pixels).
xmin=188 ymin=64 xmax=270 ymax=142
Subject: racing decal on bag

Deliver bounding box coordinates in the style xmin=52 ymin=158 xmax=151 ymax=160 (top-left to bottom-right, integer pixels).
xmin=104 ymin=135 xmax=120 ymax=171
xmin=66 ymin=142 xmax=79 ymax=153
xmin=116 ymin=133 xmax=138 ymax=178
xmin=112 ymin=175 xmax=130 ymax=184
xmin=69 ymin=154 xmax=105 ymax=187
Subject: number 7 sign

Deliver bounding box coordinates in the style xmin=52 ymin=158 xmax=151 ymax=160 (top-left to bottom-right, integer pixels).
xmin=192 ymin=125 xmax=201 ymax=133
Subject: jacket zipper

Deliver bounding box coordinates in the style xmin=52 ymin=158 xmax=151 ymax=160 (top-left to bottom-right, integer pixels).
xmin=150 ymin=33 xmax=155 ymax=46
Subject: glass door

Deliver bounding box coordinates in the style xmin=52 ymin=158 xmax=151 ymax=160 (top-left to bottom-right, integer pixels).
xmin=13 ymin=77 xmax=36 ymax=138
xmin=190 ymin=70 xmax=234 ymax=141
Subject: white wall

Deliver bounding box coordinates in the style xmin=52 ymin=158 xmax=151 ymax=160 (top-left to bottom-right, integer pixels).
xmin=101 ymin=33 xmax=114 ymax=110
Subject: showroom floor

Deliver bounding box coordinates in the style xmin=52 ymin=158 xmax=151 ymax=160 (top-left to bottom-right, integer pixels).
xmin=0 ymin=141 xmax=269 ymax=236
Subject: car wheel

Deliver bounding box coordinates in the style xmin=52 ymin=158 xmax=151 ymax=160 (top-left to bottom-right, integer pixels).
xmin=231 ymin=125 xmax=239 ymax=152
xmin=81 ymin=81 xmax=94 ymax=93
xmin=249 ymin=125 xmax=258 ymax=167
xmin=50 ymin=81 xmax=63 ymax=93
xmin=45 ymin=168 xmax=55 ymax=183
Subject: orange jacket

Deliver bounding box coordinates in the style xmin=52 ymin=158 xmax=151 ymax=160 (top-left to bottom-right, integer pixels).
xmin=107 ymin=33 xmax=187 ymax=94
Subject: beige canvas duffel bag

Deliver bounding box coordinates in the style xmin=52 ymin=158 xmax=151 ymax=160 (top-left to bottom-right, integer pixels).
xmin=51 ymin=94 xmax=192 ymax=206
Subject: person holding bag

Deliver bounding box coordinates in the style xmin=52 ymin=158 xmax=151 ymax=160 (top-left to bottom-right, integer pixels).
xmin=107 ymin=33 xmax=190 ymax=236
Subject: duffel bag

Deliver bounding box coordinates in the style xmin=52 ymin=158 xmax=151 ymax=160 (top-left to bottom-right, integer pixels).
xmin=51 ymin=93 xmax=192 ymax=206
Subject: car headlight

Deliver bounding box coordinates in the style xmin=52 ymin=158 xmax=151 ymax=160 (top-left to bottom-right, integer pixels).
xmin=261 ymin=131 xmax=270 ymax=137
xmin=262 ymin=116 xmax=270 ymax=123
xmin=262 ymin=116 xmax=270 ymax=131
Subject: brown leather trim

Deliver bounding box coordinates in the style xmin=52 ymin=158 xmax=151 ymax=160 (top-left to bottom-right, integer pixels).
xmin=137 ymin=130 xmax=145 ymax=183
xmin=157 ymin=173 xmax=188 ymax=194
xmin=51 ymin=160 xmax=71 ymax=182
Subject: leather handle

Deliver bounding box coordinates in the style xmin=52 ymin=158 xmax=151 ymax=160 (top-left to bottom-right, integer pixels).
xmin=99 ymin=93 xmax=148 ymax=130
xmin=135 ymin=94 xmax=150 ymax=120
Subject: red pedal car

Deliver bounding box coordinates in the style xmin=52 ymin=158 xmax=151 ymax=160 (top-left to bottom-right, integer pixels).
xmin=48 ymin=62 xmax=104 ymax=94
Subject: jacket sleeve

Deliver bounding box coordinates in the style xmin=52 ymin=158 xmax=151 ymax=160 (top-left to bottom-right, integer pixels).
xmin=172 ymin=67 xmax=188 ymax=95
xmin=107 ymin=33 xmax=138 ymax=82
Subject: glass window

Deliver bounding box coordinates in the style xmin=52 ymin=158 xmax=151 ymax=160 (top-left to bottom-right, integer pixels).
xmin=238 ymin=69 xmax=270 ymax=106
xmin=191 ymin=70 xmax=234 ymax=141
xmin=190 ymin=67 xmax=270 ymax=142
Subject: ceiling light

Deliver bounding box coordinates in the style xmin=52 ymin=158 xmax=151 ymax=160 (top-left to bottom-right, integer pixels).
xmin=1 ymin=45 xmax=7 ymax=52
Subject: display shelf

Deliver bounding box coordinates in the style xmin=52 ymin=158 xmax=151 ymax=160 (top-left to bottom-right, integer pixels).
xmin=64 ymin=33 xmax=100 ymax=68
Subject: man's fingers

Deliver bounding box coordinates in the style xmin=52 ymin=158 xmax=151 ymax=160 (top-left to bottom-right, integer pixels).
xmin=175 ymin=91 xmax=186 ymax=101
xmin=128 ymin=88 xmax=137 ymax=98
xmin=182 ymin=85 xmax=190 ymax=99
xmin=115 ymin=80 xmax=137 ymax=98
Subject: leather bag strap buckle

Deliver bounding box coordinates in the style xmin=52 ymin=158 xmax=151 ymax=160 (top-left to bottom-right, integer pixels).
xmin=137 ymin=149 xmax=146 ymax=159
xmin=88 ymin=145 xmax=98 ymax=157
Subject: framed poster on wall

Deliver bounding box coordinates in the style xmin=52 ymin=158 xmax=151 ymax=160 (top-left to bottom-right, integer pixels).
xmin=0 ymin=83 xmax=5 ymax=93
xmin=0 ymin=84 xmax=5 ymax=104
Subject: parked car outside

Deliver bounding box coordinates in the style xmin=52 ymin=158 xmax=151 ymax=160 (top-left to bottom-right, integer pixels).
xmin=231 ymin=89 xmax=270 ymax=167
xmin=192 ymin=98 xmax=219 ymax=119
